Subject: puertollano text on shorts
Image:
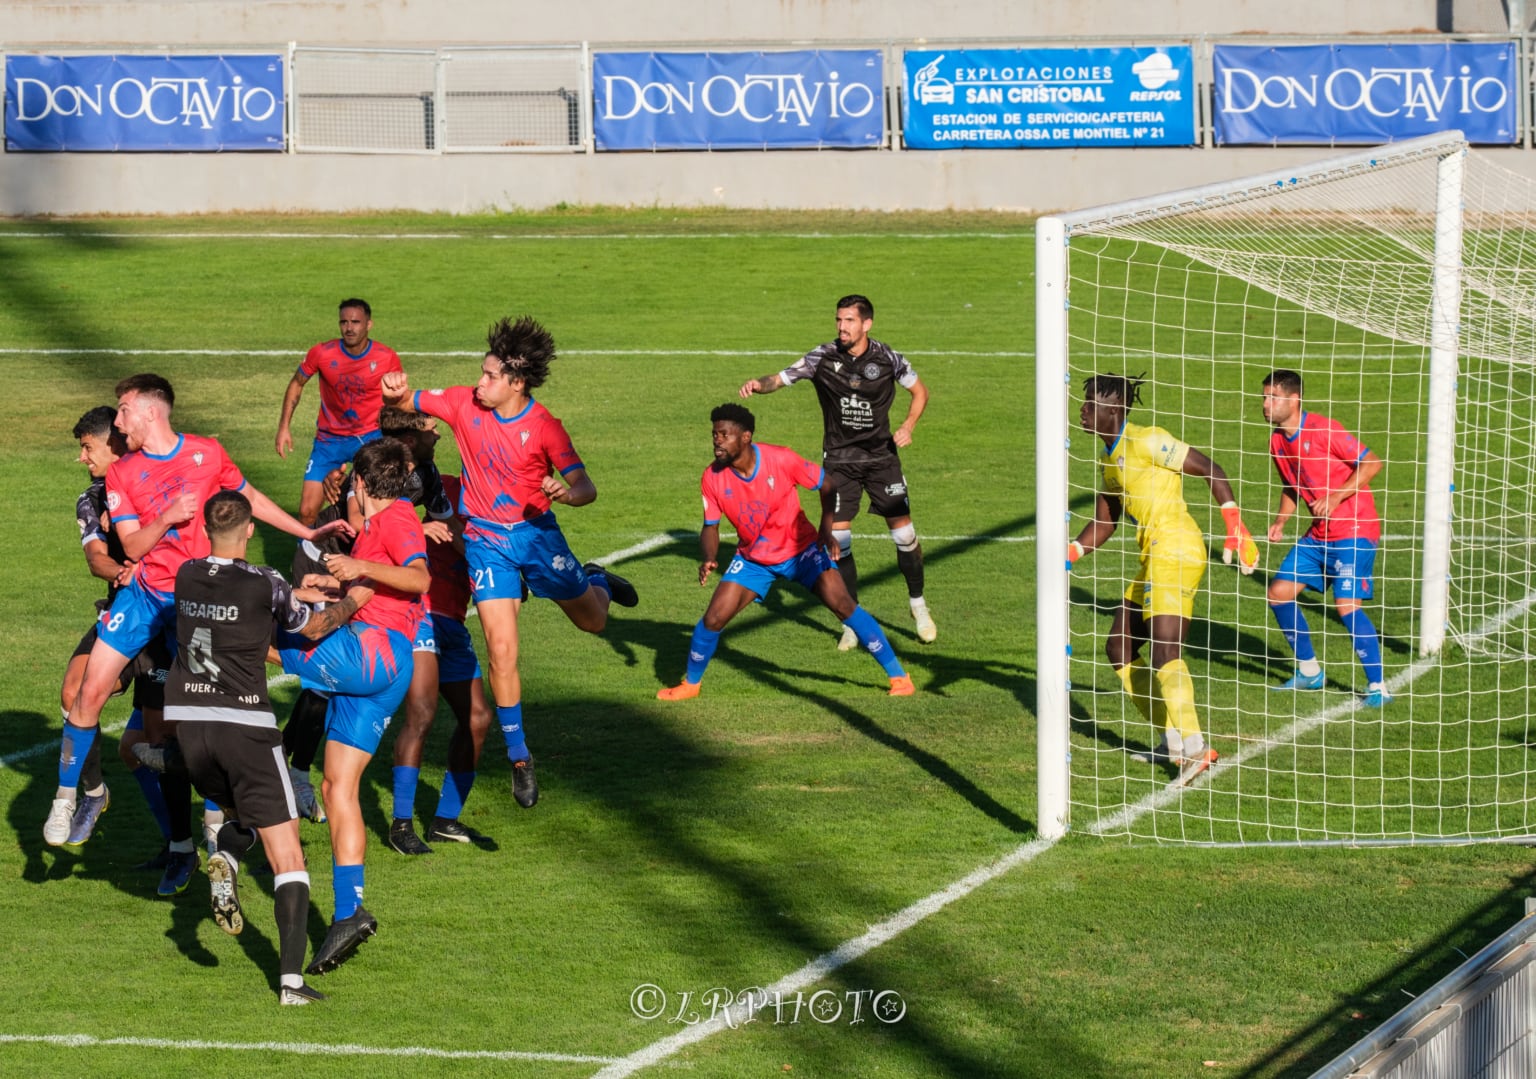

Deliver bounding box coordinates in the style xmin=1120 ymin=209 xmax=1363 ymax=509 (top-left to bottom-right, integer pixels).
xmin=628 ymin=983 xmax=906 ymax=1026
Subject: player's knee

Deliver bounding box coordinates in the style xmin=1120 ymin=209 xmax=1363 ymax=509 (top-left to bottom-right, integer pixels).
xmin=889 ymin=523 xmax=918 ymax=551
xmin=833 ymin=528 xmax=853 ymax=559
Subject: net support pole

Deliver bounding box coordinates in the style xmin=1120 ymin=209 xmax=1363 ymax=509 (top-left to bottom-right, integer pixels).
xmin=1035 ymin=216 xmax=1071 ymax=840
xmin=1419 ymin=145 xmax=1466 ymax=657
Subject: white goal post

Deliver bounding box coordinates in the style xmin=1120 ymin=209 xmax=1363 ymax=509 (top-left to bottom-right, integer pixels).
xmin=1035 ymin=131 xmax=1536 ymax=846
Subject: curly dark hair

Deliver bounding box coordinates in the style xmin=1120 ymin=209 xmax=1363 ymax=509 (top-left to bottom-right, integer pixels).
xmin=486 ymin=315 xmax=557 ymax=390
xmin=710 ymin=402 xmax=755 ymax=432
xmin=1083 ymin=372 xmax=1147 ymax=410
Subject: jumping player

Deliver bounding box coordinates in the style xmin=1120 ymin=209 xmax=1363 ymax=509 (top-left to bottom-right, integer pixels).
xmin=1068 ymin=373 xmax=1260 ymax=787
xmin=276 ymin=298 xmax=403 ymax=526
xmin=380 ymin=316 xmax=638 ymax=811
xmin=1260 ymin=370 xmax=1391 ymax=706
xmin=45 ymin=374 xmax=346 ymax=858
xmin=740 ymin=294 xmax=936 ymax=648
xmin=169 ymin=490 xmax=364 ymax=1005
xmin=656 ymin=403 xmax=914 ymax=700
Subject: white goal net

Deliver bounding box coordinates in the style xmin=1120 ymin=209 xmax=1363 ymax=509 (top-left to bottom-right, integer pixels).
xmin=1035 ymin=131 xmax=1536 ymax=846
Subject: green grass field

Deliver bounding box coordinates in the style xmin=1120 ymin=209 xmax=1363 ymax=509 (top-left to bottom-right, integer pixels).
xmin=0 ymin=210 xmax=1533 ymax=1078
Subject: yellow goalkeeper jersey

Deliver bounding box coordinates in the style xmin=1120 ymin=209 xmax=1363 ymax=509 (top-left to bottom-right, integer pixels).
xmin=1099 ymin=422 xmax=1202 ymax=553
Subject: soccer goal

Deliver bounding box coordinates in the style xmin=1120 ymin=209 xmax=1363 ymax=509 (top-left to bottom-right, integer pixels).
xmin=1036 ymin=130 xmax=1536 ymax=846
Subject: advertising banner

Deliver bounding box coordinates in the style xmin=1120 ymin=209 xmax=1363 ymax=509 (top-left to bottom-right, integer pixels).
xmin=1213 ymin=43 xmax=1517 ymax=145
xmin=901 ymin=46 xmax=1196 ymax=149
xmin=5 ymin=54 xmax=285 ymax=151
xmin=591 ymin=50 xmax=883 ymax=150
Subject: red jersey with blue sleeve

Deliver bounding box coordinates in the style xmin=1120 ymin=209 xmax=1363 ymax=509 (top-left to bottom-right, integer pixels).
xmin=425 ymin=474 xmax=473 ymax=622
xmin=104 ymin=434 xmax=246 ymax=595
xmin=701 ymin=443 xmax=824 ymax=565
xmin=1269 ymin=412 xmax=1382 ymax=543
xmin=413 ymin=387 xmax=583 ymax=524
xmin=349 ymin=498 xmax=427 ymax=637
xmin=299 ymin=339 xmax=404 ymax=439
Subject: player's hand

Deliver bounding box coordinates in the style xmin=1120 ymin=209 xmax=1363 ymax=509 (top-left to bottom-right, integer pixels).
xmin=310 ymin=517 xmax=355 ymax=544
xmin=699 ymin=559 xmax=717 ymax=586
xmin=1268 ymin=520 xmax=1287 ymax=543
xmin=162 ymin=489 xmax=199 ymax=527
xmin=423 ymin=520 xmax=453 ymax=545
xmin=321 ymin=552 xmax=364 ymax=582
xmin=738 ymin=379 xmax=762 ymax=399
xmin=381 ymin=371 xmax=410 ymax=405
xmin=114 ymin=560 xmax=137 ymax=587
xmin=1067 ymin=540 xmax=1085 ymax=568
xmin=541 ymin=474 xmax=568 ymax=502
xmin=1220 ymin=503 xmax=1260 ymax=575
xmin=300 ymin=573 xmax=341 ymax=594
xmin=893 ymin=424 xmax=914 ymax=449
xmin=321 ymin=467 xmax=347 ymax=505
xmin=276 ymin=427 xmax=293 ymax=458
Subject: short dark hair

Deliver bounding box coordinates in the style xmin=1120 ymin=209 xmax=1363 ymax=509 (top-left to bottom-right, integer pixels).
xmin=486 ymin=315 xmax=557 ymax=390
xmin=1263 ymin=369 xmax=1303 ymax=396
xmin=204 ymin=490 xmax=252 ymax=536
xmin=114 ymin=373 xmax=175 ymax=409
xmin=380 ymin=410 xmax=435 ymax=438
xmin=710 ymin=402 xmax=755 ymax=432
xmin=339 ymin=298 xmax=372 ymax=318
xmin=836 ymin=294 xmax=874 ymax=321
xmin=353 ymin=437 xmax=413 ymax=501
xmin=73 ymin=405 xmax=117 ymax=441
xmin=1083 ymin=372 xmax=1146 ymax=410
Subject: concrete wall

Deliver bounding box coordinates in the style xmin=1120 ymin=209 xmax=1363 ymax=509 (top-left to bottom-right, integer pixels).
xmin=3 ymin=0 xmax=1524 ymax=217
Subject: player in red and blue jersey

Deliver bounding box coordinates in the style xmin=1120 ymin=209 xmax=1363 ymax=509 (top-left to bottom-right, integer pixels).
xmin=45 ymin=373 xmax=346 ymax=855
xmin=276 ymin=437 xmax=427 ymax=975
xmin=1261 ymin=370 xmax=1391 ymax=707
xmin=381 ymin=315 xmax=637 ymax=811
xmin=276 ymin=298 xmax=404 ymax=526
xmin=657 ymin=403 xmax=914 ymax=700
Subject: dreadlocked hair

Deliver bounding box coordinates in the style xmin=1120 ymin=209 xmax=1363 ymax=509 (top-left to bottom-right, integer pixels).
xmin=486 ymin=315 xmax=557 ymax=390
xmin=1083 ymin=372 xmax=1147 ymax=410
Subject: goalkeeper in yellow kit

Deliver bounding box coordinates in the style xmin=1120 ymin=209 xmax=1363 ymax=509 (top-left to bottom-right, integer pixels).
xmin=1068 ymin=374 xmax=1260 ymax=787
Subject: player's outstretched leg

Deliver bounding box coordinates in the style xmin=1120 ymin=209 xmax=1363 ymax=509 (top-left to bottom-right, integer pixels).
xmin=832 ymin=528 xmax=860 ymax=651
xmin=841 ymin=606 xmax=914 ymax=696
xmin=657 ymin=620 xmax=721 ymax=700
xmin=583 ymin=562 xmax=639 ymax=608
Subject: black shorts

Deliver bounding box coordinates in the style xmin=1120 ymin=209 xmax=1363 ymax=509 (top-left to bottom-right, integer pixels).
xmin=826 ymin=456 xmax=911 ymax=522
xmin=178 ymin=721 xmax=297 ymax=830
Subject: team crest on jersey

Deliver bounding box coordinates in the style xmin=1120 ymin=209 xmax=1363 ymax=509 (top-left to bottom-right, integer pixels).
xmin=429 ymin=388 xmax=445 ymax=396
xmin=369 ymin=360 xmax=378 ymax=372
xmin=767 ymin=475 xmax=776 ymax=489
xmin=849 ymin=376 xmax=862 ymax=388
xmin=1116 ymin=456 xmax=1126 ymax=467
xmin=107 ymin=491 xmax=121 ymax=512
xmin=520 ymin=431 xmax=530 ymax=446
xmin=1303 ymin=441 xmax=1311 ymax=452
xmin=864 ymin=363 xmax=879 ymax=380
xmin=193 ymin=452 xmax=204 ymax=467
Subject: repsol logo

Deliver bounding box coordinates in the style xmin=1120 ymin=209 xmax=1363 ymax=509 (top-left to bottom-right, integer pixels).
xmin=1219 ymin=66 xmax=1508 ymax=120
xmin=600 ymin=73 xmax=876 ymax=126
xmin=11 ymin=76 xmax=278 ymax=128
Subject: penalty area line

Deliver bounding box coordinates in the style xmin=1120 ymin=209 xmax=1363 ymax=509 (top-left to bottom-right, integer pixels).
xmin=0 ymin=1033 xmax=619 ymax=1065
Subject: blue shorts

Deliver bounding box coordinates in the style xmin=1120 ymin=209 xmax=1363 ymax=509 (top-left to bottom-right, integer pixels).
xmin=276 ymin=622 xmax=413 ymax=755
xmin=96 ymin=577 xmax=177 ymax=665
xmin=412 ymin=612 xmax=482 ymax=684
xmin=304 ymin=429 xmax=382 ymax=481
xmin=1276 ymin=535 xmax=1377 ymax=600
xmin=464 ymin=511 xmax=588 ymax=604
xmin=722 ymin=543 xmax=835 ymax=600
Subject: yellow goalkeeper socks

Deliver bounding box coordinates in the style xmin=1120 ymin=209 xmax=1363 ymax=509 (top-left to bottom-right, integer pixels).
xmin=1115 ymin=659 xmax=1160 ymax=726
xmin=1155 ymin=658 xmax=1202 ymax=747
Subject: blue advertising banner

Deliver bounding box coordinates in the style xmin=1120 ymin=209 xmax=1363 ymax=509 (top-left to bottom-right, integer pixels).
xmin=901 ymin=47 xmax=1196 ymax=149
xmin=592 ymin=50 xmax=883 ymax=150
xmin=5 ymin=54 xmax=285 ymax=151
xmin=1213 ymin=43 xmax=1517 ymax=145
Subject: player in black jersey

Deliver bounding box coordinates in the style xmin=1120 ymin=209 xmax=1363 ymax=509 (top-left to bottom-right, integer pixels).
xmin=58 ymin=407 xmax=174 ymax=854
xmin=740 ymin=293 xmax=937 ymax=648
xmin=167 ymin=490 xmax=372 ymax=1005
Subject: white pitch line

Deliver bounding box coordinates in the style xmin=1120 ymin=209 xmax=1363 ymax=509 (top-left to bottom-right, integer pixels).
xmin=0 ymin=347 xmax=1032 ymax=359
xmin=0 ymin=231 xmax=1030 ymax=242
xmin=0 ymin=1033 xmax=620 ymax=1065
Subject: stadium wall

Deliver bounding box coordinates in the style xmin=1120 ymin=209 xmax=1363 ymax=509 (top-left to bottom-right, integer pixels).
xmin=2 ymin=0 xmax=1525 ymax=217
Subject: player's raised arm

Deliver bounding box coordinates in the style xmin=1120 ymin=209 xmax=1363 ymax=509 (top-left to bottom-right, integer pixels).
xmin=243 ymin=482 xmax=353 ymax=544
xmin=739 ymin=374 xmax=784 ymax=398
xmin=381 ymin=370 xmax=414 ymax=410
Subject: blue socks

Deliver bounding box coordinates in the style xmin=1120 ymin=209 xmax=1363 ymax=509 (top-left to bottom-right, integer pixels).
xmin=1342 ymin=608 xmax=1385 ymax=685
xmin=333 ymin=861 xmax=364 ymax=920
xmin=498 ymin=703 xmax=528 ymax=762
xmin=392 ymin=765 xmax=420 ymax=821
xmin=1269 ymin=600 xmax=1316 ymax=663
xmin=435 ymin=771 xmax=475 ymax=820
xmin=843 ymin=606 xmax=906 ymax=677
xmin=684 ymin=621 xmax=722 ymax=684
xmin=132 ymin=764 xmax=172 ymax=838
xmin=58 ymin=723 xmax=97 ymax=788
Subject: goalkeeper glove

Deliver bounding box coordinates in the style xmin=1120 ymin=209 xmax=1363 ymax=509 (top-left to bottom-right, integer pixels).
xmin=1220 ymin=502 xmax=1260 ymax=575
xmin=1067 ymin=540 xmax=1085 ymax=569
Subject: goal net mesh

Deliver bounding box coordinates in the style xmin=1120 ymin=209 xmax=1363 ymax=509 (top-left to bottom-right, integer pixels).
xmin=1058 ymin=140 xmax=1536 ymax=844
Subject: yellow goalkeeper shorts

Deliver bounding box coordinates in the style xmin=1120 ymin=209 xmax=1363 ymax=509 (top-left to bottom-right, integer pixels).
xmin=1125 ymin=530 xmax=1207 ymax=620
